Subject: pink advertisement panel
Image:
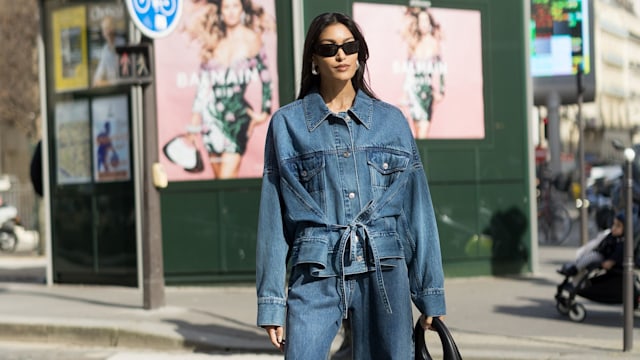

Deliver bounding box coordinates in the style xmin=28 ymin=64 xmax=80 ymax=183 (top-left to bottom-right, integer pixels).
xmin=155 ymin=0 xmax=279 ymax=181
xmin=353 ymin=3 xmax=484 ymax=139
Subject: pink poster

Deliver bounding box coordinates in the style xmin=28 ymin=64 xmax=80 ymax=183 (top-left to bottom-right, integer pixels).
xmin=353 ymin=3 xmax=484 ymax=139
xmin=156 ymin=0 xmax=279 ymax=181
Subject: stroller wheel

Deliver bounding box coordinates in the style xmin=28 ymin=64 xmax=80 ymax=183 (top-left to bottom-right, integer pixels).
xmin=568 ymin=303 xmax=586 ymax=322
xmin=0 ymin=231 xmax=17 ymax=253
xmin=556 ymin=300 xmax=570 ymax=315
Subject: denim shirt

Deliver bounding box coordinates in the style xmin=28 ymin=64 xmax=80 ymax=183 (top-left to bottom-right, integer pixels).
xmin=256 ymin=89 xmax=446 ymax=327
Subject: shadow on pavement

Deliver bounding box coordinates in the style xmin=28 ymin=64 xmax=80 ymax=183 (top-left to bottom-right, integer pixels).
xmin=165 ymin=318 xmax=274 ymax=354
xmin=494 ymin=296 xmax=640 ymax=329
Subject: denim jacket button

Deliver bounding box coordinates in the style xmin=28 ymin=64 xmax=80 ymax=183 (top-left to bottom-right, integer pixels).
xmin=301 ymin=170 xmax=307 ymax=177
xmin=382 ymin=162 xmax=389 ymax=170
xmin=348 ymin=192 xmax=356 ymax=199
xmin=343 ymin=151 xmax=350 ymax=158
xmin=356 ymin=256 xmax=364 ymax=262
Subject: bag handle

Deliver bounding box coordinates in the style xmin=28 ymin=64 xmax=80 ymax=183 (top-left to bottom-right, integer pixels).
xmin=414 ymin=317 xmax=463 ymax=360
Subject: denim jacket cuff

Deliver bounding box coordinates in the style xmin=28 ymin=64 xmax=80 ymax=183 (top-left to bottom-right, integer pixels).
xmin=413 ymin=288 xmax=446 ymax=316
xmin=257 ymin=297 xmax=287 ymax=327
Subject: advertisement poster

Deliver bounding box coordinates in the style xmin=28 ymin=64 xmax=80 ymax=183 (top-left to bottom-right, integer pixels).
xmin=55 ymin=100 xmax=91 ymax=184
xmin=91 ymin=95 xmax=131 ymax=182
xmin=155 ymin=0 xmax=279 ymax=181
xmin=52 ymin=6 xmax=89 ymax=92
xmin=353 ymin=3 xmax=485 ymax=139
xmin=88 ymin=3 xmax=128 ymax=87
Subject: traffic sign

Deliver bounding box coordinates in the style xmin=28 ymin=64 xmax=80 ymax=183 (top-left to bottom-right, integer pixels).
xmin=125 ymin=0 xmax=183 ymax=39
xmin=115 ymin=44 xmax=153 ymax=85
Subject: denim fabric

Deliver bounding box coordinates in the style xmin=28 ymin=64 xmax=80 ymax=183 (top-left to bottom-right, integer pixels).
xmin=285 ymin=260 xmax=414 ymax=359
xmin=256 ymin=89 xmax=446 ymax=335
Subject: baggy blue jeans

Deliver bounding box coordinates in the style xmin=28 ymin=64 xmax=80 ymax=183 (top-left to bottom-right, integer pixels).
xmin=285 ymin=259 xmax=414 ymax=359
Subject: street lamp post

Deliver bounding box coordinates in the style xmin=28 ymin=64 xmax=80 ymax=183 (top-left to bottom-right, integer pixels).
xmin=612 ymin=140 xmax=635 ymax=352
xmin=622 ymin=147 xmax=635 ymax=352
xmin=577 ymin=64 xmax=588 ymax=246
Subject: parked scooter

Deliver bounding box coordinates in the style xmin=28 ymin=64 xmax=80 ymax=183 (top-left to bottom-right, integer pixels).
xmin=0 ymin=198 xmax=39 ymax=253
xmin=0 ymin=201 xmax=20 ymax=252
xmin=585 ymin=165 xmax=620 ymax=215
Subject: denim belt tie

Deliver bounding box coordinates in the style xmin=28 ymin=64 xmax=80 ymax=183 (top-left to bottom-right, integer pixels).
xmin=332 ymin=220 xmax=392 ymax=319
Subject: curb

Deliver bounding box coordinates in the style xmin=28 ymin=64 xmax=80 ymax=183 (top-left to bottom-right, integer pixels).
xmin=0 ymin=319 xmax=280 ymax=355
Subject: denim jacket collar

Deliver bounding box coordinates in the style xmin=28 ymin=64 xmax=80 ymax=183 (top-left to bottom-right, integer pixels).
xmin=302 ymin=88 xmax=373 ymax=132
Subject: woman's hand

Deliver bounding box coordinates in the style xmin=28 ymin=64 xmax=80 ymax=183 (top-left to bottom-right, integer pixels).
xmin=420 ymin=314 xmax=445 ymax=331
xmin=601 ymin=259 xmax=615 ymax=270
xmin=263 ymin=325 xmax=285 ymax=352
xmin=186 ymin=113 xmax=203 ymax=144
xmin=247 ymin=108 xmax=269 ymax=125
xmin=246 ymin=108 xmax=269 ymax=137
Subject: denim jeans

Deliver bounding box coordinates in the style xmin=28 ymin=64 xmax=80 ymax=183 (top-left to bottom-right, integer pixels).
xmin=285 ymin=258 xmax=414 ymax=359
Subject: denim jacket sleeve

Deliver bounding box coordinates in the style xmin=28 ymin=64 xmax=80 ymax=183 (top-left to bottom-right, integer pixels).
xmin=256 ymin=119 xmax=290 ymax=327
xmin=399 ymin=144 xmax=446 ymax=317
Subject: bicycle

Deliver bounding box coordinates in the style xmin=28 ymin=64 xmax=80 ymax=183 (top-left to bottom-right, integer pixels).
xmin=537 ymin=168 xmax=573 ymax=244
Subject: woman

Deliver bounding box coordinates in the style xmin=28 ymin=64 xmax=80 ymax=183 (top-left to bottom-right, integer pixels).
xmin=93 ymin=15 xmax=125 ymax=87
xmin=188 ymin=0 xmax=273 ymax=179
xmin=256 ymin=12 xmax=446 ymax=359
xmin=402 ymin=7 xmax=446 ymax=139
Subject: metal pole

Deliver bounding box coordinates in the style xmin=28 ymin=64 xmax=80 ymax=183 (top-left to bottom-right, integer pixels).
xmin=128 ymin=24 xmax=165 ymax=310
xmin=623 ymin=149 xmax=634 ymax=352
xmin=577 ymin=65 xmax=588 ymax=246
xmin=546 ymin=91 xmax=562 ymax=177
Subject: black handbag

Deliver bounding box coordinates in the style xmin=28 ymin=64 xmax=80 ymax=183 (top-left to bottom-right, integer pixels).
xmin=415 ymin=317 xmax=463 ymax=360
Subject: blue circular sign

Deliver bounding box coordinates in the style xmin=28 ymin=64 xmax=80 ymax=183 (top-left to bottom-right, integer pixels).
xmin=126 ymin=0 xmax=183 ymax=39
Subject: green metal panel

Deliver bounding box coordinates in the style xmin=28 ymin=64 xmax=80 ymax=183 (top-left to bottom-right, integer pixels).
xmin=162 ymin=186 xmax=221 ymax=274
xmin=161 ymin=180 xmax=262 ymax=284
xmin=160 ymin=0 xmax=533 ymax=283
xmin=218 ymin=188 xmax=260 ymax=272
xmin=430 ymin=184 xmax=479 ymax=260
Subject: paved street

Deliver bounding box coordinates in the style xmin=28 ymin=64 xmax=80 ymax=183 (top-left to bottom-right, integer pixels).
xmin=0 ymin=341 xmax=280 ymax=360
xmin=0 ymin=204 xmax=637 ymax=360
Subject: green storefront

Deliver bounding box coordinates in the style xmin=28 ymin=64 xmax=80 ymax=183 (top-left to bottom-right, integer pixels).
xmin=40 ymin=0 xmax=533 ymax=286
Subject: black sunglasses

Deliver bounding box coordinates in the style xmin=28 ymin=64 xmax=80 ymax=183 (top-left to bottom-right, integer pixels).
xmin=315 ymin=40 xmax=360 ymax=57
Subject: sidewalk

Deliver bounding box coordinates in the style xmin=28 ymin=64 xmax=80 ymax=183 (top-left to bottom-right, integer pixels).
xmin=0 ymin=246 xmax=638 ymax=359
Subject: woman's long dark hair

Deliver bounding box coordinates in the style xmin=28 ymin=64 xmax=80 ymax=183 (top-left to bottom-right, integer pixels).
xmin=214 ymin=0 xmax=255 ymax=35
xmin=297 ymin=12 xmax=377 ymax=100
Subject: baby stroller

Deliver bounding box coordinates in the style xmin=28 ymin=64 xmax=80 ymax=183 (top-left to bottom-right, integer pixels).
xmin=555 ymin=262 xmax=640 ymax=322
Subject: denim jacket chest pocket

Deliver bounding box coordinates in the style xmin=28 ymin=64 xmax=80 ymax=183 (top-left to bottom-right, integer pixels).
xmin=282 ymin=153 xmax=326 ymax=213
xmin=367 ymin=150 xmax=410 ymax=196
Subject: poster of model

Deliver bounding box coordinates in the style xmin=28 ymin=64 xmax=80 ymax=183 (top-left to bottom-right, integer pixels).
xmin=155 ymin=0 xmax=279 ymax=181
xmin=91 ymin=95 xmax=130 ymax=182
xmin=353 ymin=3 xmax=485 ymax=139
xmin=52 ymin=5 xmax=89 ymax=92
xmin=88 ymin=3 xmax=128 ymax=87
xmin=55 ymin=100 xmax=91 ymax=184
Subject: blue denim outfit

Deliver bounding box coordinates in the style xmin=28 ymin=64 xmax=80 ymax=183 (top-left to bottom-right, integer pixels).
xmin=256 ymin=89 xmax=446 ymax=359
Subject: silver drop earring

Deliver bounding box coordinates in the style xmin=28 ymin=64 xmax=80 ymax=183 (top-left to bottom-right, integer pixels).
xmin=311 ymin=62 xmax=318 ymax=75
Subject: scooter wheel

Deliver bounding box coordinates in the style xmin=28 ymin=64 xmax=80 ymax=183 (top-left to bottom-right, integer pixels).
xmin=0 ymin=231 xmax=17 ymax=252
xmin=568 ymin=303 xmax=586 ymax=322
xmin=556 ymin=299 xmax=570 ymax=315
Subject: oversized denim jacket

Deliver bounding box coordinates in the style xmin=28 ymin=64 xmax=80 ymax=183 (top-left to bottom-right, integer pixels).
xmin=256 ymin=89 xmax=446 ymax=327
